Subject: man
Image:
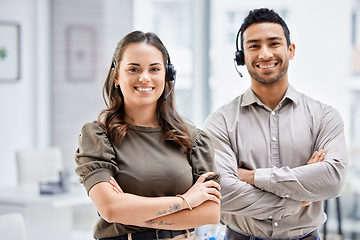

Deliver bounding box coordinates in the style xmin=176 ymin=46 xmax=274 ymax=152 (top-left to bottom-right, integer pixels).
xmin=203 ymin=8 xmax=347 ymax=240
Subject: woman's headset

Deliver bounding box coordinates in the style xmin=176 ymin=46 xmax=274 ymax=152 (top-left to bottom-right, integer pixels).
xmin=164 ymin=52 xmax=177 ymax=100
xmin=165 ymin=54 xmax=176 ymax=82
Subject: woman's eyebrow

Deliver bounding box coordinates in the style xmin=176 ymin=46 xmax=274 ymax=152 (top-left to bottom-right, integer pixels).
xmin=150 ymin=63 xmax=162 ymax=66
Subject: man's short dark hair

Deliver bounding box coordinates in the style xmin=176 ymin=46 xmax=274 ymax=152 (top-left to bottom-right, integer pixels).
xmin=239 ymin=8 xmax=291 ymax=50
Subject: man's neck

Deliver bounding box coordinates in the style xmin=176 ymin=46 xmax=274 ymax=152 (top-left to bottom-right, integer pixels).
xmin=251 ymin=80 xmax=288 ymax=110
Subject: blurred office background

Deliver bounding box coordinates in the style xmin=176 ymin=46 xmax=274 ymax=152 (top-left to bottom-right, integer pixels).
xmin=0 ymin=0 xmax=360 ymax=239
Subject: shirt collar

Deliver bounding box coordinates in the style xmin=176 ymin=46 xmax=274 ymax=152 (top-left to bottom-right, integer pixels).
xmin=240 ymin=84 xmax=300 ymax=107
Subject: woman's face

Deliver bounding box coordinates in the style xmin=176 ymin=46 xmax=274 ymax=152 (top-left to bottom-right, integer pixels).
xmin=116 ymin=42 xmax=166 ymax=110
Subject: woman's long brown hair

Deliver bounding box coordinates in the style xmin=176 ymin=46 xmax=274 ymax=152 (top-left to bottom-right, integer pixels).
xmin=97 ymin=31 xmax=192 ymax=153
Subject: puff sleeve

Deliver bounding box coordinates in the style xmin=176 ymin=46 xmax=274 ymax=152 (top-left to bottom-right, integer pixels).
xmin=75 ymin=121 xmax=120 ymax=194
xmin=189 ymin=128 xmax=221 ymax=184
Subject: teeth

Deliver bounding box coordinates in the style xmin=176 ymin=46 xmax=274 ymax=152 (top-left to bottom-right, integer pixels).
xmin=137 ymin=87 xmax=152 ymax=92
xmin=259 ymin=64 xmax=275 ymax=69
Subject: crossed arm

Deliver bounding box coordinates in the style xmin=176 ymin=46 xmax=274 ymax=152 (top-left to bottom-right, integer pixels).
xmin=238 ymin=150 xmax=326 ymax=207
xmin=88 ymin=172 xmax=221 ymax=230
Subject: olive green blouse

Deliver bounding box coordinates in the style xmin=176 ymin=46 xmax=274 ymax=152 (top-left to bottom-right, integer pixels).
xmin=75 ymin=121 xmax=219 ymax=239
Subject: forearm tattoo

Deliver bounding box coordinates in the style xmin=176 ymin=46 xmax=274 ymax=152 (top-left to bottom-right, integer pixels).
xmin=156 ymin=204 xmax=181 ymax=216
xmin=145 ymin=219 xmax=174 ymax=226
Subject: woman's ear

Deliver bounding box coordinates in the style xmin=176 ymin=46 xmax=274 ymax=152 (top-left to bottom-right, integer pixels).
xmin=114 ymin=77 xmax=119 ymax=88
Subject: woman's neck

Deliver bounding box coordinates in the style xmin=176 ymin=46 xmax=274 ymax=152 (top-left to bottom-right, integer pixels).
xmin=124 ymin=105 xmax=159 ymax=127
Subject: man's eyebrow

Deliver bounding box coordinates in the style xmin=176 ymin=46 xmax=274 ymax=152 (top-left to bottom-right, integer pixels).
xmin=268 ymin=36 xmax=283 ymax=41
xmin=245 ymin=36 xmax=283 ymax=44
xmin=245 ymin=39 xmax=260 ymax=44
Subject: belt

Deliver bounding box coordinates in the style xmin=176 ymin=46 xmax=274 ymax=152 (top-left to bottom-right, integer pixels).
xmin=99 ymin=228 xmax=195 ymax=240
xmin=225 ymin=226 xmax=319 ymax=240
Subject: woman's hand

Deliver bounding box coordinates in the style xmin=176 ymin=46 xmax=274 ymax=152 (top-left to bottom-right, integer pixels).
xmin=109 ymin=176 xmax=124 ymax=193
xmin=181 ymin=172 xmax=221 ymax=209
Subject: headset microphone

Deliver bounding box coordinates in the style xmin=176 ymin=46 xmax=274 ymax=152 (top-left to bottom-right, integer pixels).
xmin=164 ymin=77 xmax=176 ymax=100
xmin=234 ymin=58 xmax=243 ymax=78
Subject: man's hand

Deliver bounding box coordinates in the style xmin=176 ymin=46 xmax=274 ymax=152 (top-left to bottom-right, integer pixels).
xmin=307 ymin=149 xmax=325 ymax=165
xmin=237 ymin=168 xmax=255 ymax=185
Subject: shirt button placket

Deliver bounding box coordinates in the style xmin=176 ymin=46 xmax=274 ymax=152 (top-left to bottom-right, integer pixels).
xmin=269 ymin=110 xmax=280 ymax=167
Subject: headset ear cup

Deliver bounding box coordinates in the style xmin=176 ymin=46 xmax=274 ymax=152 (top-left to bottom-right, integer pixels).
xmin=235 ymin=50 xmax=245 ymax=66
xmin=166 ymin=64 xmax=177 ymax=82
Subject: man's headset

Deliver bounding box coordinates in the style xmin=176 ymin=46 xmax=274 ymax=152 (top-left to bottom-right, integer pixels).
xmin=234 ymin=28 xmax=245 ymax=77
xmin=111 ymin=51 xmax=177 ymax=100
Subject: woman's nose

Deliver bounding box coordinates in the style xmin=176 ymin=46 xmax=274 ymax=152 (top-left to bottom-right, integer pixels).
xmin=139 ymin=71 xmax=150 ymax=83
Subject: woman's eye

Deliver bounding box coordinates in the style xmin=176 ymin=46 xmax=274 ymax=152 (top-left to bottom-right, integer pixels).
xmin=128 ymin=68 xmax=139 ymax=72
xmin=150 ymin=68 xmax=160 ymax=72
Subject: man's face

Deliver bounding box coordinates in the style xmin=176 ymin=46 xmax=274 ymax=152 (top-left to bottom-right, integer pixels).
xmin=242 ymin=22 xmax=295 ymax=85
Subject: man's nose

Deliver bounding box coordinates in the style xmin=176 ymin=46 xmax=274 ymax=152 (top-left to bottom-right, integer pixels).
xmin=258 ymin=46 xmax=273 ymax=60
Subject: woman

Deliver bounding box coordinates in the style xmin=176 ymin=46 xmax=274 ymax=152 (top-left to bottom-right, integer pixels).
xmin=75 ymin=30 xmax=221 ymax=240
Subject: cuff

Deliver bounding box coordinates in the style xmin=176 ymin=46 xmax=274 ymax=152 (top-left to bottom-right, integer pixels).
xmin=254 ymin=167 xmax=273 ymax=192
xmin=83 ymin=169 xmax=113 ymax=195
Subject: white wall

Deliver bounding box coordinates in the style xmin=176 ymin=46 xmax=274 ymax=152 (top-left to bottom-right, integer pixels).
xmin=0 ymin=0 xmax=38 ymax=187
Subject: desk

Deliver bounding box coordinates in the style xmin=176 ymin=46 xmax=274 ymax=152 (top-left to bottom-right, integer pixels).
xmin=0 ymin=183 xmax=93 ymax=240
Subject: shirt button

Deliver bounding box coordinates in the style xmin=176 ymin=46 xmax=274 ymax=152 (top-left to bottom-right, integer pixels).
xmin=272 ymin=137 xmax=277 ymax=141
xmin=268 ymin=216 xmax=273 ymax=219
xmin=271 ymin=111 xmax=275 ymax=116
xmin=285 ymin=194 xmax=290 ymax=198
xmin=274 ymin=222 xmax=279 ymax=227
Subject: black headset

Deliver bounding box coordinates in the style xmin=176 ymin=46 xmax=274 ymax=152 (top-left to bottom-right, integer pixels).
xmin=165 ymin=54 xmax=176 ymax=82
xmin=234 ymin=28 xmax=245 ymax=66
xmin=234 ymin=28 xmax=245 ymax=78
xmin=164 ymin=52 xmax=176 ymax=100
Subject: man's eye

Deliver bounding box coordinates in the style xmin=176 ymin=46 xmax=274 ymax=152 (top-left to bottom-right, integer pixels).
xmin=271 ymin=42 xmax=280 ymax=46
xmin=249 ymin=45 xmax=259 ymax=49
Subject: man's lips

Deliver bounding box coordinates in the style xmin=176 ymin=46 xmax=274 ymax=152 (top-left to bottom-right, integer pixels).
xmin=256 ymin=61 xmax=279 ymax=70
xmin=258 ymin=63 xmax=276 ymax=69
